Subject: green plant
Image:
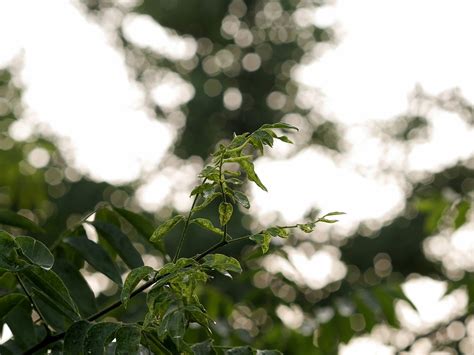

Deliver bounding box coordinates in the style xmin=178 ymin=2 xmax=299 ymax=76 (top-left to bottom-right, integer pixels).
xmin=0 ymin=123 xmax=344 ymax=354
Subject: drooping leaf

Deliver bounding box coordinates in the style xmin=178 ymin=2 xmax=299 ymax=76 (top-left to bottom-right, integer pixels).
xmin=15 ymin=236 xmax=54 ymax=270
xmin=238 ymin=159 xmax=267 ymax=191
xmin=113 ymin=207 xmax=155 ymax=240
xmin=92 ymin=221 xmax=144 ymax=269
xmin=115 ymin=324 xmax=142 ymax=355
xmin=19 ymin=266 xmax=81 ymax=329
xmin=191 ymin=218 xmax=224 ymax=237
xmin=233 ymin=191 xmax=250 ymax=209
xmin=0 ymin=293 xmax=28 ymax=320
xmin=150 ymin=215 xmax=185 ymax=246
xmin=83 ymin=322 xmax=121 ymax=355
xmin=122 ymin=266 xmax=154 ymax=308
xmin=218 ymin=202 xmax=233 ymax=226
xmin=0 ymin=210 xmax=45 ymax=234
xmin=250 ymin=233 xmax=272 ymax=254
xmin=63 ymin=320 xmax=91 ymax=354
xmin=53 ymin=258 xmax=97 ymax=317
xmin=4 ymin=300 xmax=36 ymax=349
xmin=202 ymin=254 xmax=242 ymax=278
xmin=64 ymin=237 xmax=122 ymax=285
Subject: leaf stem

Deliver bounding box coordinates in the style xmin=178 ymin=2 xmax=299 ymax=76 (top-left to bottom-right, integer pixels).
xmin=173 ymin=178 xmax=207 ymax=262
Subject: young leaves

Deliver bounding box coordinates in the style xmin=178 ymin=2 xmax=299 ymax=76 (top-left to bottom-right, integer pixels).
xmin=218 ymin=202 xmax=233 ymax=226
xmin=238 ymin=159 xmax=267 ymax=191
xmin=150 ymin=215 xmax=185 ymax=247
xmin=250 ymin=233 xmax=272 ymax=254
xmin=202 ymin=254 xmax=242 ymax=278
xmin=122 ymin=266 xmax=154 ymax=308
xmin=191 ymin=218 xmax=224 ymax=237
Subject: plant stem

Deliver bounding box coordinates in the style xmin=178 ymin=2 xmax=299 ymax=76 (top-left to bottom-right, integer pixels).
xmin=173 ymin=178 xmax=207 ymax=262
xmin=16 ymin=275 xmax=51 ymax=334
xmin=23 ymin=226 xmax=238 ymax=355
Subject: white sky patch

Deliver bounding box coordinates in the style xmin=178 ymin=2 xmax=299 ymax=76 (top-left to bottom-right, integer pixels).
xmin=397 ymin=277 xmax=468 ymax=334
xmin=122 ymin=13 xmax=197 ymax=61
xmin=251 ymin=146 xmax=405 ymax=232
xmin=339 ymin=336 xmax=395 ymax=355
xmin=297 ymin=0 xmax=474 ymax=124
xmin=0 ymin=0 xmax=173 ymax=184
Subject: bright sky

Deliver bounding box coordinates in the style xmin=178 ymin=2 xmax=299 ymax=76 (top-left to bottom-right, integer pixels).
xmin=1 ymin=0 xmax=474 ymax=352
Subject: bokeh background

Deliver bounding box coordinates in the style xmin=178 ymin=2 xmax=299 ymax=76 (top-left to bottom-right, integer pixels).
xmin=1 ymin=0 xmax=474 ymax=353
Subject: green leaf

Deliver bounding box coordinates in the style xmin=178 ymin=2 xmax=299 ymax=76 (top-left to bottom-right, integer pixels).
xmin=15 ymin=236 xmax=54 ymax=270
xmin=141 ymin=331 xmax=173 ymax=355
xmin=190 ymin=183 xmax=215 ymax=196
xmin=115 ymin=325 xmax=142 ymax=355
xmin=0 ymin=230 xmax=24 ymax=271
xmin=4 ymin=300 xmax=36 ymax=349
xmin=250 ymin=233 xmax=272 ymax=253
xmin=234 ymin=191 xmax=250 ymax=209
xmin=121 ymin=266 xmax=154 ymax=308
xmin=323 ymin=211 xmax=346 ymax=217
xmin=264 ymin=227 xmax=288 ymax=238
xmin=158 ymin=307 xmax=186 ymax=344
xmin=225 ymin=346 xmax=253 ymax=355
xmin=260 ymin=122 xmax=299 ymax=131
xmin=19 ymin=266 xmax=81 ymax=328
xmin=298 ymin=222 xmax=316 ymax=233
xmin=92 ymin=221 xmax=144 ymax=269
xmin=218 ymin=202 xmax=233 ymax=226
xmin=53 ymin=258 xmax=97 ymax=317
xmin=191 ymin=339 xmax=213 ymax=355
xmin=225 ymin=177 xmax=243 ymax=185
xmin=84 ymin=322 xmax=121 ymax=355
xmin=353 ymin=290 xmax=378 ymax=332
xmin=0 ymin=293 xmax=28 ymax=320
xmin=199 ymin=166 xmax=220 ymax=181
xmin=0 ymin=210 xmax=45 ymax=234
xmin=253 ymin=130 xmax=274 ymax=148
xmin=238 ymin=159 xmax=267 ymax=191
xmin=318 ymin=218 xmax=338 ymax=224
xmin=192 ymin=192 xmax=221 ymax=212
xmin=191 ymin=218 xmax=224 ymax=236
xmin=64 ymin=237 xmax=122 ymax=285
xmin=275 ymin=135 xmax=293 ymax=144
xmin=150 ymin=215 xmax=185 ymax=246
xmin=63 ymin=320 xmax=91 ymax=354
xmin=202 ymin=254 xmax=242 ymax=278
xmin=113 ymin=207 xmax=155 ymax=240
